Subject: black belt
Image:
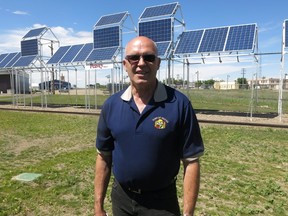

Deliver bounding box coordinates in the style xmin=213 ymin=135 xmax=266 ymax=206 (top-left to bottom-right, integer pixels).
xmin=120 ymin=177 xmax=177 ymax=194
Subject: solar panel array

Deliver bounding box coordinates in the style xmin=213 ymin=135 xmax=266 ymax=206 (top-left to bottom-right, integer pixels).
xmin=0 ymin=53 xmax=19 ymax=67
xmin=72 ymin=43 xmax=93 ymax=63
xmin=156 ymin=41 xmax=171 ymax=56
xmin=139 ymin=18 xmax=172 ymax=42
xmin=0 ymin=52 xmax=37 ymax=68
xmin=47 ymin=46 xmax=71 ymax=64
xmin=13 ymin=55 xmax=37 ymax=67
xmin=225 ymin=24 xmax=256 ymax=51
xmin=86 ymin=47 xmax=118 ymax=62
xmin=175 ymin=24 xmax=256 ymax=55
xmin=23 ymin=27 xmax=46 ymax=39
xmin=21 ymin=39 xmax=38 ymax=56
xmin=46 ymin=43 xmax=117 ymax=65
xmin=140 ymin=2 xmax=178 ymax=19
xmin=5 ymin=53 xmax=21 ymax=67
xmin=285 ymin=20 xmax=288 ymax=48
xmin=93 ymin=26 xmax=120 ymax=49
xmin=95 ymin=12 xmax=127 ymax=27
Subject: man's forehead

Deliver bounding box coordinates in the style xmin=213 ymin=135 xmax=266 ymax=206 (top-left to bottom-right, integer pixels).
xmin=127 ymin=40 xmax=156 ymax=53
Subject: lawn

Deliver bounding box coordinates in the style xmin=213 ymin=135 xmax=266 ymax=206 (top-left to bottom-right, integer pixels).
xmin=0 ymin=110 xmax=287 ymax=216
xmin=1 ymin=88 xmax=287 ymax=114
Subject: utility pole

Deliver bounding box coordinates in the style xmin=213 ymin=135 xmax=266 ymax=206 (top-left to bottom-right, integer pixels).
xmin=196 ymin=71 xmax=199 ymax=89
xmin=241 ymin=68 xmax=246 ymax=89
xmin=48 ymin=42 xmax=55 ymax=94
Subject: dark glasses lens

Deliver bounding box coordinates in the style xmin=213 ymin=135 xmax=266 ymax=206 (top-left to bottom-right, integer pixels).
xmin=125 ymin=54 xmax=156 ymax=63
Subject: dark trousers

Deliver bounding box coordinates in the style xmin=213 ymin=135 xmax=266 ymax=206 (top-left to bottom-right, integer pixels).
xmin=111 ymin=180 xmax=181 ymax=216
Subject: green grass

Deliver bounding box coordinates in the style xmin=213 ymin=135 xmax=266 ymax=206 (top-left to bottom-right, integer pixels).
xmin=1 ymin=89 xmax=287 ymax=114
xmin=0 ymin=110 xmax=287 ymax=215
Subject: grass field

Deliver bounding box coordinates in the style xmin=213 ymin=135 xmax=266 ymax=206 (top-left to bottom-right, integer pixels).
xmin=0 ymin=110 xmax=287 ymax=215
xmin=1 ymin=88 xmax=287 ymax=114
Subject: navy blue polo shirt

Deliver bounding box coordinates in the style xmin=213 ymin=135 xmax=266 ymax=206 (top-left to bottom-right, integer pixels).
xmin=96 ymin=81 xmax=204 ymax=191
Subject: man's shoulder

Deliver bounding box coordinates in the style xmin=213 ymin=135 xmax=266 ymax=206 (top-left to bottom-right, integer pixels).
xmin=163 ymin=84 xmax=190 ymax=103
xmin=102 ymin=89 xmax=125 ymax=107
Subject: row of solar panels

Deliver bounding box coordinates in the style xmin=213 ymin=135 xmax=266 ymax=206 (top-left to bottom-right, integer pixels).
xmin=47 ymin=41 xmax=172 ymax=66
xmin=174 ymin=24 xmax=257 ymax=54
xmin=0 ymin=52 xmax=37 ymax=69
xmin=0 ymin=24 xmax=256 ymax=69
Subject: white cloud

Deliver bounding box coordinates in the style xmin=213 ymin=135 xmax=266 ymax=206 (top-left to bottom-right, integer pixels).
xmin=13 ymin=10 xmax=29 ymax=15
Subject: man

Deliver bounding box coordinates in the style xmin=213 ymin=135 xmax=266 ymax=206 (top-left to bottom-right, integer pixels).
xmin=94 ymin=36 xmax=204 ymax=216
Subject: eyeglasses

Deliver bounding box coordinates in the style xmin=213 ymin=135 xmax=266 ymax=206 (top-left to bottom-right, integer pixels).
xmin=125 ymin=54 xmax=157 ymax=64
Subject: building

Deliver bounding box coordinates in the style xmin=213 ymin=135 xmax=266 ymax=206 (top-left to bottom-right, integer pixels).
xmin=214 ymin=81 xmax=239 ymax=90
xmin=247 ymin=77 xmax=288 ymax=90
xmin=38 ymin=79 xmax=72 ymax=91
xmin=0 ymin=72 xmax=29 ymax=94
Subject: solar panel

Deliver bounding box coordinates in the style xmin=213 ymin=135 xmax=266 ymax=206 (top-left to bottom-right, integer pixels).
xmin=198 ymin=27 xmax=228 ymax=53
xmin=73 ymin=43 xmax=93 ymax=62
xmin=0 ymin=52 xmax=18 ymax=68
xmin=285 ymin=20 xmax=288 ymax=48
xmin=174 ymin=30 xmax=204 ymax=54
xmin=93 ymin=26 xmax=119 ymax=49
xmin=225 ymin=24 xmax=256 ymax=51
xmin=21 ymin=39 xmax=38 ymax=56
xmin=139 ymin=18 xmax=172 ymax=42
xmin=0 ymin=53 xmax=9 ymax=64
xmin=5 ymin=52 xmax=21 ymax=68
xmin=59 ymin=44 xmax=84 ymax=64
xmin=13 ymin=55 xmax=37 ymax=67
xmin=46 ymin=45 xmax=71 ymax=64
xmin=156 ymin=41 xmax=171 ymax=56
xmin=95 ymin=12 xmax=127 ymax=27
xmin=86 ymin=47 xmax=118 ymax=62
xmin=23 ymin=27 xmax=46 ymax=39
xmin=140 ymin=2 xmax=178 ymax=19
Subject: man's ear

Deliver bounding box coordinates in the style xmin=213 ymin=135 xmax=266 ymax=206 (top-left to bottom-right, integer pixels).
xmin=157 ymin=58 xmax=161 ymax=70
xmin=123 ymin=60 xmax=127 ymax=71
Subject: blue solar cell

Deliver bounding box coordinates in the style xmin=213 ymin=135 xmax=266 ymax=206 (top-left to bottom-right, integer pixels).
xmin=23 ymin=27 xmax=46 ymax=39
xmin=73 ymin=43 xmax=93 ymax=62
xmin=198 ymin=27 xmax=228 ymax=52
xmin=174 ymin=30 xmax=204 ymax=54
xmin=140 ymin=2 xmax=178 ymax=19
xmin=86 ymin=47 xmax=118 ymax=62
xmin=13 ymin=55 xmax=37 ymax=67
xmin=93 ymin=26 xmax=119 ymax=49
xmin=21 ymin=39 xmax=38 ymax=56
xmin=285 ymin=20 xmax=288 ymax=48
xmin=59 ymin=44 xmax=84 ymax=63
xmin=139 ymin=18 xmax=172 ymax=42
xmin=46 ymin=46 xmax=71 ymax=64
xmin=225 ymin=24 xmax=256 ymax=51
xmin=0 ymin=52 xmax=18 ymax=68
xmin=156 ymin=41 xmax=171 ymax=56
xmin=5 ymin=52 xmax=21 ymax=68
xmin=95 ymin=12 xmax=127 ymax=27
xmin=0 ymin=53 xmax=9 ymax=64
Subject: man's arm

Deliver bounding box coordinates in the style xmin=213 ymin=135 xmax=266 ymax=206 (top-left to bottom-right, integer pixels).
xmin=182 ymin=159 xmax=201 ymax=216
xmin=94 ymin=152 xmax=112 ymax=216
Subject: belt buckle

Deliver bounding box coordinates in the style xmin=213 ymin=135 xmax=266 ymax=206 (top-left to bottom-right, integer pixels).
xmin=129 ymin=188 xmax=141 ymax=194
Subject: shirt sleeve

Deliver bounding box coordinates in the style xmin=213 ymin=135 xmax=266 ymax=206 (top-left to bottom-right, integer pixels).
xmin=96 ymin=103 xmax=115 ymax=152
xmin=180 ymin=102 xmax=204 ymax=159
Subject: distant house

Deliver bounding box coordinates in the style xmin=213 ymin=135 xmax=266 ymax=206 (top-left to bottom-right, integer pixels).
xmin=214 ymin=81 xmax=239 ymax=90
xmin=0 ymin=72 xmax=29 ymax=94
xmin=38 ymin=79 xmax=72 ymax=91
xmin=247 ymin=77 xmax=288 ymax=90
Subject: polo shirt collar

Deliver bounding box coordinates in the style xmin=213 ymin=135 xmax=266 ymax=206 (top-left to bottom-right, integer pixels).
xmin=121 ymin=81 xmax=167 ymax=102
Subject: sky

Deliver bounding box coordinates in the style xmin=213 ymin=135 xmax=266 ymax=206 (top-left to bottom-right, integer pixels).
xmin=0 ymin=0 xmax=288 ymax=86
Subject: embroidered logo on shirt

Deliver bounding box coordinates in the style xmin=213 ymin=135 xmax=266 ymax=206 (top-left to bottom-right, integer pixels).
xmin=153 ymin=117 xmax=168 ymax=129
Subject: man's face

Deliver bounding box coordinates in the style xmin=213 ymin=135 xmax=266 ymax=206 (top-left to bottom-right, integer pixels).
xmin=123 ymin=38 xmax=161 ymax=87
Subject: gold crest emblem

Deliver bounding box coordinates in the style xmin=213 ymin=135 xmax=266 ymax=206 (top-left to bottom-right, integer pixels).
xmin=153 ymin=117 xmax=168 ymax=129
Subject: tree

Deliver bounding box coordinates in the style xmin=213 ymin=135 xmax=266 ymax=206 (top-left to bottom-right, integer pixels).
xmin=237 ymin=77 xmax=248 ymax=89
